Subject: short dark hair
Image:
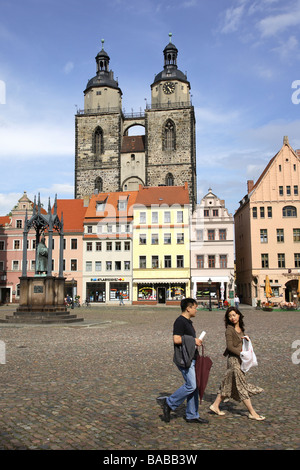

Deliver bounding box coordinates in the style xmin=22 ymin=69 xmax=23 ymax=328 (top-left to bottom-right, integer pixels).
xmin=180 ymin=297 xmax=197 ymax=312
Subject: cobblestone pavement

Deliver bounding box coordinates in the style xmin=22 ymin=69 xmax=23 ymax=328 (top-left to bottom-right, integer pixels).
xmin=0 ymin=303 xmax=299 ymax=451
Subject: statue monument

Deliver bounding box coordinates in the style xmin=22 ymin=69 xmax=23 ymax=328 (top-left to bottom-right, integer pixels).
xmin=3 ymin=194 xmax=83 ymax=323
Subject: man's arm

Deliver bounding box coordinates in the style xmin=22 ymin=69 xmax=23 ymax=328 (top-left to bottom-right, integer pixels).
xmin=173 ymin=335 xmax=202 ymax=347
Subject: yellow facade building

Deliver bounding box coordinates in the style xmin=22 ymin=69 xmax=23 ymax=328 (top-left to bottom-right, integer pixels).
xmin=132 ymin=184 xmax=191 ymax=305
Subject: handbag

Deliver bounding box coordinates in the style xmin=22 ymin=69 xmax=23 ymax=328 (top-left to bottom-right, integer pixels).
xmin=240 ymin=337 xmax=258 ymax=372
xmin=195 ymin=345 xmax=213 ymax=403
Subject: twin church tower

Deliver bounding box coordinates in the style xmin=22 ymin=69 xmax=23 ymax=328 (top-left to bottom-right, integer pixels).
xmin=75 ymin=34 xmax=197 ymax=208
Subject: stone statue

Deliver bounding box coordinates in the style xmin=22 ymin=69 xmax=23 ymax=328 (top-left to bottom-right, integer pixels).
xmin=36 ymin=236 xmax=48 ymax=274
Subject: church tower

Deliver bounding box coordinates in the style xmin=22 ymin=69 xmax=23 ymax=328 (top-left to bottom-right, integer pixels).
xmin=75 ymin=36 xmax=196 ymax=208
xmin=75 ymin=40 xmax=123 ymax=198
xmin=146 ymin=33 xmax=197 ymax=208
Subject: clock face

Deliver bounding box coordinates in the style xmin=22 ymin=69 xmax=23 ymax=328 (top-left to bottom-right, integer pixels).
xmin=163 ymin=82 xmax=175 ymax=94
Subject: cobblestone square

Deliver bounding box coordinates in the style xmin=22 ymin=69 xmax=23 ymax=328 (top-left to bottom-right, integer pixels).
xmin=0 ymin=304 xmax=299 ymax=451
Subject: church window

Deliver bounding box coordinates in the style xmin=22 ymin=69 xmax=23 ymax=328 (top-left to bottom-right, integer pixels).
xmin=94 ymin=177 xmax=103 ymax=193
xmin=166 ymin=173 xmax=174 ymax=186
xmin=93 ymin=127 xmax=104 ymax=155
xmin=163 ymin=120 xmax=176 ymax=151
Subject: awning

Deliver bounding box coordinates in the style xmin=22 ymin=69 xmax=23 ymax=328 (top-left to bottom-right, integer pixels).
xmin=133 ymin=279 xmax=189 ymax=284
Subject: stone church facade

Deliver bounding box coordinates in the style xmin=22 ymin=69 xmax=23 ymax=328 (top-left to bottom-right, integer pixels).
xmin=75 ymin=35 xmax=197 ymax=208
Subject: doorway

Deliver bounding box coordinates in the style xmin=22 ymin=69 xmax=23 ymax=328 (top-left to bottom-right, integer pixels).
xmin=157 ymin=287 xmax=166 ymax=304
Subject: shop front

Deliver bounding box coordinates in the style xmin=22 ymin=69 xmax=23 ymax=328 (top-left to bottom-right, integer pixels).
xmin=86 ymin=278 xmax=130 ymax=304
xmin=133 ymin=280 xmax=189 ymax=305
xmin=192 ymin=277 xmax=230 ymax=308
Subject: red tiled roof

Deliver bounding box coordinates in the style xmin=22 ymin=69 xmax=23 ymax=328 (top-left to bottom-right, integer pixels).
xmin=85 ymin=191 xmax=139 ymax=220
xmin=53 ymin=199 xmax=87 ymax=232
xmin=0 ymin=216 xmax=11 ymax=227
xmin=121 ymin=135 xmax=145 ymax=153
xmin=135 ymin=183 xmax=190 ymax=206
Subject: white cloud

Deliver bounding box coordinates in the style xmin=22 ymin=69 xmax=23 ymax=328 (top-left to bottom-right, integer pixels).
xmin=0 ymin=121 xmax=74 ymax=159
xmin=258 ymin=3 xmax=300 ymax=37
xmin=220 ymin=2 xmax=246 ymax=34
xmin=63 ymin=61 xmax=74 ymax=74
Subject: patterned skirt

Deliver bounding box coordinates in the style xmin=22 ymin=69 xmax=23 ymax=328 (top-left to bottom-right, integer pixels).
xmin=218 ymin=356 xmax=263 ymax=402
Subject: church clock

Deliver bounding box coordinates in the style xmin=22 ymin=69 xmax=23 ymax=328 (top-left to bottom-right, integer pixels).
xmin=163 ymin=82 xmax=175 ymax=94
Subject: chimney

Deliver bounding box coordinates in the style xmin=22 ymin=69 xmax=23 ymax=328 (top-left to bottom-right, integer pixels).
xmin=283 ymin=136 xmax=289 ymax=145
xmin=295 ymin=149 xmax=300 ymax=157
xmin=247 ymin=180 xmax=254 ymax=193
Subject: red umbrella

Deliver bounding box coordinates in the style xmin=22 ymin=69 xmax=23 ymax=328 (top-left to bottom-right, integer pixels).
xmin=195 ymin=345 xmax=213 ymax=403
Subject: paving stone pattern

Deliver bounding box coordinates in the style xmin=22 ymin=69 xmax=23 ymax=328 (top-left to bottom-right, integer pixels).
xmin=0 ymin=304 xmax=299 ymax=450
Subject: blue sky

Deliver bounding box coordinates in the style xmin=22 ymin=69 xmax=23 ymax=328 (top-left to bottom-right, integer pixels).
xmin=0 ymin=0 xmax=299 ymax=216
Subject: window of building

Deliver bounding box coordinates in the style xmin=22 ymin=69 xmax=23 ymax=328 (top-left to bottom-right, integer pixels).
xmin=139 ymin=256 xmax=146 ymax=269
xmin=204 ymin=210 xmax=209 ymax=217
xmin=177 ymin=255 xmax=184 ymax=268
xmin=252 ymin=207 xmax=257 ymax=218
xmin=86 ymin=261 xmax=92 ymax=272
xmin=208 ymin=255 xmax=215 ymax=268
xmin=279 ymin=186 xmax=283 ymax=196
xmin=115 ymin=241 xmax=121 ymax=251
xmin=93 ymin=127 xmax=104 ymax=155
xmin=177 ymin=211 xmax=183 ymax=223
xmin=196 ymin=230 xmax=203 ymax=241
xmin=71 ymin=259 xmax=77 ymax=271
xmin=293 ymin=229 xmax=300 ymax=242
xmin=124 ymin=241 xmax=130 ymax=251
xmin=164 ymin=211 xmax=171 ymax=223
xmin=95 ymin=261 xmax=102 ymax=271
xmin=219 ymin=229 xmax=226 ymax=240
xmin=152 ymin=212 xmax=158 ymax=224
xmin=0 ymin=241 xmax=4 ymax=250
xmin=118 ymin=198 xmax=128 ymax=211
xmin=140 ymin=212 xmax=146 ymax=224
xmin=267 ymin=207 xmax=272 ymax=218
xmin=106 ymin=242 xmax=112 ymax=251
xmin=16 ymin=220 xmax=22 ymax=229
xmin=164 ymin=233 xmax=171 ymax=244
xmin=208 ymin=230 xmax=215 ymax=241
xmin=177 ymin=233 xmax=184 ymax=244
xmin=164 ymin=255 xmax=172 ymax=268
xmin=286 ymin=186 xmax=291 ymax=196
xmin=277 ymin=229 xmax=284 ymax=243
xmin=71 ymin=239 xmax=77 ymax=250
xmin=96 ymin=241 xmax=102 ymax=251
xmin=260 ymin=229 xmax=268 ymax=243
xmin=277 ymin=254 xmax=285 ymax=268
xmin=13 ymin=260 xmax=19 ymax=270
xmin=220 ymin=255 xmax=227 ymax=268
xmin=295 ymin=253 xmax=300 ymax=268
xmin=196 ymin=255 xmax=204 ymax=268
xmin=14 ymin=240 xmax=21 ymax=250
xmin=139 ymin=234 xmax=147 ymax=245
xmin=95 ymin=178 xmax=103 ymax=194
xmin=124 ymin=261 xmax=130 ymax=271
xmin=260 ymin=207 xmax=265 ymax=218
xmin=283 ymin=206 xmax=297 ymax=217
xmin=87 ymin=226 xmax=92 ymax=234
xmin=106 ymin=261 xmax=112 ymax=271
xmin=151 ymin=234 xmax=159 ymax=245
xmin=294 ymin=185 xmax=298 ymax=196
xmin=163 ymin=120 xmax=175 ymax=151
xmin=152 ymin=256 xmax=159 ymax=268
xmin=166 ymin=173 xmax=174 ymax=186
xmin=213 ymin=209 xmax=218 ymax=217
xmin=261 ymin=254 xmax=269 ymax=268
xmin=115 ymin=261 xmax=121 ymax=270
xmin=86 ymin=242 xmax=92 ymax=251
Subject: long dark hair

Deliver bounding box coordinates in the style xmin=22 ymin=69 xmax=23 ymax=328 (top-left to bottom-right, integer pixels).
xmin=224 ymin=306 xmax=245 ymax=333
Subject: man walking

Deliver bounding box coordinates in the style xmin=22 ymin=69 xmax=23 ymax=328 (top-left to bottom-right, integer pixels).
xmin=158 ymin=298 xmax=209 ymax=424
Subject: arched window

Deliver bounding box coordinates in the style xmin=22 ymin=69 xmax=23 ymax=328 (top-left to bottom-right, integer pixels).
xmin=283 ymin=206 xmax=297 ymax=217
xmin=163 ymin=120 xmax=176 ymax=151
xmin=93 ymin=127 xmax=104 ymax=155
xmin=166 ymin=173 xmax=174 ymax=186
xmin=94 ymin=177 xmax=103 ymax=193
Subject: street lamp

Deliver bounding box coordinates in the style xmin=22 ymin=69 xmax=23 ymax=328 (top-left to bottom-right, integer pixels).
xmin=71 ymin=277 xmax=74 ymax=309
xmin=208 ymin=278 xmax=212 ymax=311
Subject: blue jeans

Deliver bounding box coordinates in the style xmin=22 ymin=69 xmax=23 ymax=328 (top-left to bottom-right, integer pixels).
xmin=166 ymin=360 xmax=199 ymax=420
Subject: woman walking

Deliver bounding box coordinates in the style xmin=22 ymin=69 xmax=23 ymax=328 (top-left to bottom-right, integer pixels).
xmin=210 ymin=306 xmax=265 ymax=421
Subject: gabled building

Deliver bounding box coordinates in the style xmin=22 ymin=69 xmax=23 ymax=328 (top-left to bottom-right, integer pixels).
xmin=235 ymin=137 xmax=300 ymax=306
xmin=190 ymin=189 xmax=235 ymax=306
xmin=132 ymin=183 xmax=191 ymax=305
xmin=51 ymin=199 xmax=87 ymax=301
xmin=82 ymin=190 xmax=138 ymax=304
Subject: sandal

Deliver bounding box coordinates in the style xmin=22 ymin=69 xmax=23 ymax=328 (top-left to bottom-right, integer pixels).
xmin=248 ymin=414 xmax=265 ymax=421
xmin=209 ymin=405 xmax=225 ymax=416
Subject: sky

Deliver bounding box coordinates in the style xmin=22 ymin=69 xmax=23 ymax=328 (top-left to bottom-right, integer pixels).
xmin=0 ymin=0 xmax=300 ymax=217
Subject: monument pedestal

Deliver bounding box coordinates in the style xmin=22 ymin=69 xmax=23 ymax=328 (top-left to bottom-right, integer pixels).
xmin=1 ymin=276 xmax=83 ymax=324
